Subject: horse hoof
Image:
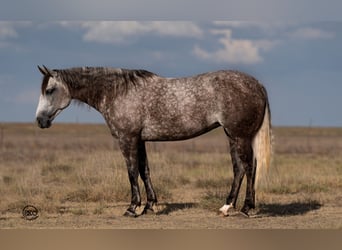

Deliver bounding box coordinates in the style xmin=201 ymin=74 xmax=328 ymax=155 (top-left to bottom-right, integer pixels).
xmin=239 ymin=211 xmax=250 ymax=218
xmin=141 ymin=207 xmax=155 ymax=215
xmin=219 ymin=203 xmax=233 ymax=217
xmin=123 ymin=209 xmax=138 ymax=218
xmin=240 ymin=207 xmax=250 ymax=218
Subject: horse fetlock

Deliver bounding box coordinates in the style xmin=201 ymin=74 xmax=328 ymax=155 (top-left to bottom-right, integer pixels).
xmin=219 ymin=203 xmax=234 ymax=217
xmin=142 ymin=206 xmax=155 ymax=215
xmin=240 ymin=204 xmax=253 ymax=217
xmin=123 ymin=208 xmax=138 ymax=218
xmin=141 ymin=200 xmax=156 ymax=215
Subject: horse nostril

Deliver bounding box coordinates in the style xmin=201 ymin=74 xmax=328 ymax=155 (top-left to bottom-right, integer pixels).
xmin=36 ymin=117 xmax=43 ymax=128
xmin=36 ymin=116 xmax=50 ymax=129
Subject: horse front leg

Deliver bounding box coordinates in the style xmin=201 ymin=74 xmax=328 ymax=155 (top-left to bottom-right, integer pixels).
xmin=137 ymin=141 xmax=157 ymax=215
xmin=119 ymin=136 xmax=141 ymax=217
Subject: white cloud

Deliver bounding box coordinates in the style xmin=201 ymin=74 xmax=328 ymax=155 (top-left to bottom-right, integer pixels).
xmin=148 ymin=22 xmax=203 ymax=38
xmin=66 ymin=21 xmax=203 ymax=44
xmin=0 ymin=22 xmax=32 ymax=50
xmin=213 ymin=21 xmax=270 ymax=29
xmin=213 ymin=21 xmax=336 ymax=41
xmin=288 ymin=27 xmax=335 ymax=40
xmin=193 ymin=29 xmax=277 ymax=64
xmin=0 ymin=21 xmax=32 ymax=38
xmin=0 ymin=22 xmax=18 ymax=40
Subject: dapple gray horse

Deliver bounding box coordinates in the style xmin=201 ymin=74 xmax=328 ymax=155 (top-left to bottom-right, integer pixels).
xmin=36 ymin=65 xmax=271 ymax=217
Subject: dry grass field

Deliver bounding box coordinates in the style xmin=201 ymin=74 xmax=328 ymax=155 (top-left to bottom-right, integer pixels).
xmin=0 ymin=123 xmax=341 ymax=228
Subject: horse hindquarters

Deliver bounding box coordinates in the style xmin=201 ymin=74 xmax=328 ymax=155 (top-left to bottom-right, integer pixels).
xmin=220 ymin=104 xmax=271 ymax=216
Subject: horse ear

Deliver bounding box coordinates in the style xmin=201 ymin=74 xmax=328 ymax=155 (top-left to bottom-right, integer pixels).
xmin=38 ymin=65 xmax=56 ymax=77
xmin=43 ymin=65 xmax=56 ymax=77
xmin=37 ymin=65 xmax=47 ymax=76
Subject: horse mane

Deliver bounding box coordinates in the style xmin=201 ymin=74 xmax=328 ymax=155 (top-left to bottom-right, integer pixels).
xmin=59 ymin=67 xmax=155 ymax=92
xmin=41 ymin=67 xmax=156 ymax=106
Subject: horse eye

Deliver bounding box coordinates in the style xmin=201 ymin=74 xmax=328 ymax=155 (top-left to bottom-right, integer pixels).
xmin=45 ymin=88 xmax=55 ymax=95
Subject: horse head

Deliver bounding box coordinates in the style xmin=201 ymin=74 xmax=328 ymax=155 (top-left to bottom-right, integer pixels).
xmin=35 ymin=65 xmax=71 ymax=128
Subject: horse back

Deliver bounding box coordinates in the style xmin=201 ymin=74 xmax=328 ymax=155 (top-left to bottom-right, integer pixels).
xmin=138 ymin=70 xmax=267 ymax=140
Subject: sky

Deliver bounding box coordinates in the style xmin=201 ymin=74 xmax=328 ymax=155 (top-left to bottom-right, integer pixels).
xmin=0 ymin=5 xmax=342 ymax=127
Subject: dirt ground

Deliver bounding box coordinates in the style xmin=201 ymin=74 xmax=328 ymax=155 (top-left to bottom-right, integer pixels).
xmin=2 ymin=184 xmax=342 ymax=229
xmin=0 ymin=124 xmax=341 ymax=229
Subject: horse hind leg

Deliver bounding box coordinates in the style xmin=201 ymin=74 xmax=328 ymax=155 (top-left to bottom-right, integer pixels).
xmin=220 ymin=133 xmax=256 ymax=217
xmin=219 ymin=137 xmax=246 ymax=216
xmin=234 ymin=137 xmax=255 ymax=217
xmin=241 ymin=155 xmax=256 ymax=217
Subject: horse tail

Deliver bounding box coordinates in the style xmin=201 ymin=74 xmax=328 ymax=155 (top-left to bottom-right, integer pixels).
xmin=252 ymin=98 xmax=272 ymax=188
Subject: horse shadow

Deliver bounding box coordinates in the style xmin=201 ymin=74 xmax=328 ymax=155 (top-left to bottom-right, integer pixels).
xmin=156 ymin=202 xmax=197 ymax=215
xmin=155 ymin=201 xmax=322 ymax=217
xmin=257 ymin=201 xmax=322 ymax=217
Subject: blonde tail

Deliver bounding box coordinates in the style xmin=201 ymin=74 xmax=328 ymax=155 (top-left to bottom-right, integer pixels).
xmin=252 ymin=102 xmax=272 ymax=188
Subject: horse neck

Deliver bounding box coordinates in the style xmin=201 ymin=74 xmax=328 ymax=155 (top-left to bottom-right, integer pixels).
xmin=64 ymin=71 xmax=112 ymax=112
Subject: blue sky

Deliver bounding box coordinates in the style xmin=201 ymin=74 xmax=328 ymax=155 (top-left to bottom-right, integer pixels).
xmin=0 ymin=21 xmax=341 ymax=126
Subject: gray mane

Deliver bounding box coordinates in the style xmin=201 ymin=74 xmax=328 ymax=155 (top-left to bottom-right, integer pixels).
xmin=42 ymin=67 xmax=156 ymax=108
xmin=57 ymin=67 xmax=155 ymax=95
xmin=41 ymin=67 xmax=155 ymax=98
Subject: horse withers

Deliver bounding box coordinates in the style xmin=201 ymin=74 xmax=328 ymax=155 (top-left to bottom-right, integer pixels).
xmin=36 ymin=65 xmax=271 ymax=217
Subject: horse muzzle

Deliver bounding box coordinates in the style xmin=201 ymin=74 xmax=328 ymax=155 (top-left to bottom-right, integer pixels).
xmin=36 ymin=116 xmax=52 ymax=129
xmin=36 ymin=108 xmax=62 ymax=129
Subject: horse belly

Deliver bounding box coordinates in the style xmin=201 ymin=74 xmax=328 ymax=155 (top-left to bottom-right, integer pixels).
xmin=141 ymin=114 xmax=218 ymax=141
